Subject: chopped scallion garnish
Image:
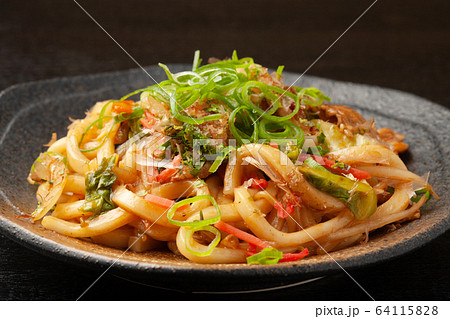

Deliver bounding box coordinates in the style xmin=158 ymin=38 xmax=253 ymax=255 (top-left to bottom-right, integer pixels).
xmin=209 ymin=146 xmax=235 ymax=173
xmin=185 ymin=225 xmax=221 ymax=257
xmin=167 ymin=195 xmax=221 ymax=227
xmin=411 ymin=188 xmax=431 ymax=203
xmin=246 ymin=247 xmax=284 ymax=265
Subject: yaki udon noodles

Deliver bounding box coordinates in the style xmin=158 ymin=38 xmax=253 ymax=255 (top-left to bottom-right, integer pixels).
xmin=27 ymin=51 xmax=437 ymax=264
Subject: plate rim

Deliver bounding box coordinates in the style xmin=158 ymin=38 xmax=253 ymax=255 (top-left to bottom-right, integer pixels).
xmin=0 ymin=64 xmax=449 ymax=285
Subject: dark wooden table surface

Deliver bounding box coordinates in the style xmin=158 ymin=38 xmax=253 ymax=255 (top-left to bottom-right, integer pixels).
xmin=0 ymin=0 xmax=449 ymax=300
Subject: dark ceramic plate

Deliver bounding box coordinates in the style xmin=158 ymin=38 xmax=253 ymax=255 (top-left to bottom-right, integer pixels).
xmin=0 ymin=65 xmax=449 ymax=292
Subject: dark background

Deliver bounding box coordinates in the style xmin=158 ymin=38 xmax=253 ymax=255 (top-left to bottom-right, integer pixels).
xmin=0 ymin=0 xmax=448 ymax=300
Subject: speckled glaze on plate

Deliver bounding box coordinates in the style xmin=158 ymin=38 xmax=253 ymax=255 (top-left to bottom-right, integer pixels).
xmin=0 ymin=65 xmax=448 ymax=292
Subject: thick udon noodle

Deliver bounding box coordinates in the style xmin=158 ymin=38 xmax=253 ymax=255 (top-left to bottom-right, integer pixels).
xmin=27 ymin=51 xmax=436 ymax=264
xmin=27 ymin=99 xmax=431 ymax=264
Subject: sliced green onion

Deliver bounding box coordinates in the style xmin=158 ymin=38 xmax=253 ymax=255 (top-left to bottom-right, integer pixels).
xmin=192 ymin=50 xmax=202 ymax=71
xmin=158 ymin=63 xmax=177 ymax=83
xmin=229 ymin=106 xmax=254 ymax=144
xmin=159 ymin=63 xmax=206 ymax=86
xmin=259 ymin=119 xmax=292 ymax=139
xmin=246 ymin=247 xmax=283 ymax=265
xmin=202 ymin=92 xmax=238 ymax=110
xmin=241 ymin=81 xmax=282 ymax=116
xmin=386 ymin=186 xmax=395 ymax=194
xmin=297 ymin=87 xmax=330 ymax=107
xmin=258 ymin=119 xmax=304 ymax=148
xmin=79 ymin=51 xmax=332 ymax=168
xmin=276 ymin=65 xmax=284 ymax=79
xmin=177 ymin=87 xmax=201 ymax=108
xmin=167 ymin=195 xmax=221 ymax=227
xmin=202 ymin=69 xmax=240 ymax=94
xmin=185 ymin=225 xmax=221 ymax=256
xmin=176 ymin=71 xmax=206 ymax=86
xmin=96 ymin=100 xmax=114 ymax=129
xmin=238 ymin=82 xmax=301 ymax=122
xmin=78 ymin=115 xmax=114 ymax=153
xmin=79 ymin=106 xmax=144 ymax=153
xmin=119 ymin=87 xmax=151 ymax=102
xmin=411 ymin=188 xmax=431 ymax=203
xmin=114 ymin=106 xmax=144 ymax=122
xmin=238 ymin=56 xmax=254 ymax=64
xmin=169 ymin=92 xmax=221 ymax=125
xmin=209 ymin=146 xmax=235 ymax=173
xmin=140 ymin=84 xmax=174 ymax=103
xmin=232 ymin=50 xmax=238 ymax=61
